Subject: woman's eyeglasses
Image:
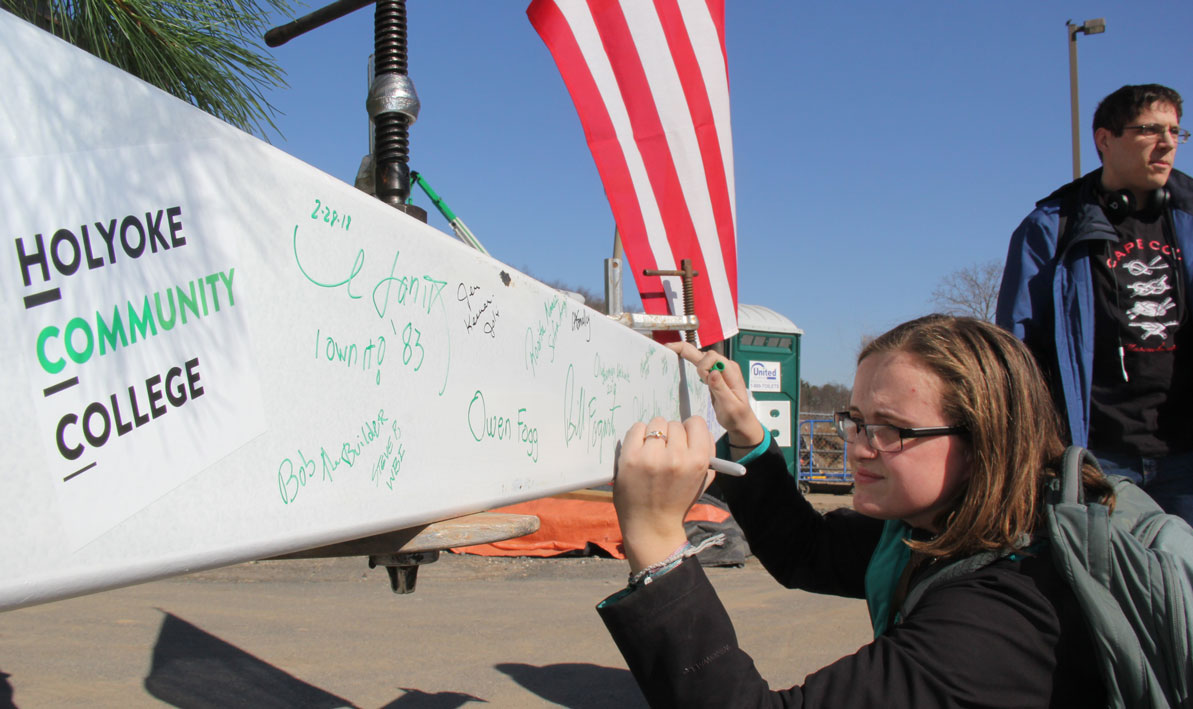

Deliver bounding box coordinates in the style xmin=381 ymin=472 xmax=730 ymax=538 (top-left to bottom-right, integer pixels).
xmin=833 ymin=411 xmax=968 ymax=453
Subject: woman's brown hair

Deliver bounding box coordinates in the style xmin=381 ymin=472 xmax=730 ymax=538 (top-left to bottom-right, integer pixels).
xmin=858 ymin=314 xmax=1111 ymax=558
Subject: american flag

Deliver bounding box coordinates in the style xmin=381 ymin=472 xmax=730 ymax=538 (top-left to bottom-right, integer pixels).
xmin=527 ymin=0 xmax=738 ymax=346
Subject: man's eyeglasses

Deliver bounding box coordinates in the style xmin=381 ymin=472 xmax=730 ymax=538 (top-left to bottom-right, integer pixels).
xmin=833 ymin=411 xmax=968 ymax=453
xmin=1123 ymin=124 xmax=1191 ymax=144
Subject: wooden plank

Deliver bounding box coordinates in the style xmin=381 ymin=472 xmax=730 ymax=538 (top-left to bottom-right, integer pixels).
xmin=270 ymin=513 xmax=542 ymax=558
xmin=553 ymin=489 xmax=615 ymax=503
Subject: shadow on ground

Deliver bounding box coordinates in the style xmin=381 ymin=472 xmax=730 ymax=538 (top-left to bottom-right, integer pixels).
xmin=377 ymin=688 xmax=487 ymax=708
xmin=496 ymin=662 xmax=646 ymax=708
xmin=140 ymin=612 xmax=638 ymax=708
xmin=146 ymin=612 xmax=495 ymax=708
xmin=144 ymin=612 xmax=363 ymax=708
xmin=0 ymin=671 xmax=15 ymax=709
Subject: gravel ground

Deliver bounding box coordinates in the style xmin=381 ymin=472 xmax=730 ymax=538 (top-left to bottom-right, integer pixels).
xmin=0 ymin=493 xmax=866 ymax=708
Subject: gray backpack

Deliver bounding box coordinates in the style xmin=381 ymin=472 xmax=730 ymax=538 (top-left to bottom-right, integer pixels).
xmin=1049 ymin=447 xmax=1193 ymax=708
xmin=901 ymin=447 xmax=1193 ymax=708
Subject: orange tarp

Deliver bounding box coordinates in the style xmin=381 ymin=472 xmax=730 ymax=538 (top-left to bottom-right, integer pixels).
xmin=452 ymin=491 xmax=731 ymax=558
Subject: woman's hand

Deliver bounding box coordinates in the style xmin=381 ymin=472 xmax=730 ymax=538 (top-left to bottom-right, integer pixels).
xmin=614 ymin=417 xmax=716 ymax=574
xmin=666 ymin=342 xmax=765 ymax=448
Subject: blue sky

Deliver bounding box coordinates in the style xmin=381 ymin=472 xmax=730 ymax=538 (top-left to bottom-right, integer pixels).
xmin=261 ymin=0 xmax=1193 ymax=386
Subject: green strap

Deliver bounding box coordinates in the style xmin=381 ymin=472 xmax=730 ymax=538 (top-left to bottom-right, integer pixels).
xmin=413 ymin=172 xmax=458 ymax=221
xmin=864 ymin=519 xmax=912 ymax=638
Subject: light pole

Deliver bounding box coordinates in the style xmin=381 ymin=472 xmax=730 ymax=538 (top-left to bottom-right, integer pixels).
xmin=1068 ymin=18 xmax=1106 ymax=179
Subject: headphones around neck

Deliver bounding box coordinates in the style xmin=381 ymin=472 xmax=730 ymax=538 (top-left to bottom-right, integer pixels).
xmin=1104 ymin=186 xmax=1171 ymax=224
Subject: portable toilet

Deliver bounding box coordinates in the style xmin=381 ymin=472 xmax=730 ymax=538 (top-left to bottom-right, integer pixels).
xmin=723 ymin=304 xmax=802 ymax=477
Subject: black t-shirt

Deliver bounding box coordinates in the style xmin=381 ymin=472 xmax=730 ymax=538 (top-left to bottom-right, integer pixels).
xmin=1088 ymin=196 xmax=1192 ymax=456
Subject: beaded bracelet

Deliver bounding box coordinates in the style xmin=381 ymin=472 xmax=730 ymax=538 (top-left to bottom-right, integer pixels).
xmin=627 ymin=541 xmax=691 ymax=588
xmin=626 ymin=532 xmax=728 ymax=589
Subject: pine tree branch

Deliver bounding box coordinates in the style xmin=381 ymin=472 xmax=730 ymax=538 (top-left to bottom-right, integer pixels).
xmin=4 ymin=0 xmax=295 ymax=138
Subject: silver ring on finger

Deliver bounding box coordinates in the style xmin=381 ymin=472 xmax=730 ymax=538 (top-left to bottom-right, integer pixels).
xmin=644 ymin=430 xmax=668 ymax=442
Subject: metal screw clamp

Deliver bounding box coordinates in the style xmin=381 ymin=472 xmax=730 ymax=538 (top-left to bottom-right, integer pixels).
xmin=367 ymin=73 xmax=420 ymax=124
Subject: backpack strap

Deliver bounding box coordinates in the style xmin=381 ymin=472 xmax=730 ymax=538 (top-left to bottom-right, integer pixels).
xmin=1060 ymin=445 xmax=1100 ymax=505
xmin=1057 ymin=445 xmax=1118 ymax=589
xmin=894 ymin=447 xmax=1101 ymax=629
xmin=896 ymin=549 xmax=1005 ymax=625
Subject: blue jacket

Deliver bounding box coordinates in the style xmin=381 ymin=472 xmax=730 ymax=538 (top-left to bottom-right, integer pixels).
xmin=995 ymin=168 xmax=1193 ymax=446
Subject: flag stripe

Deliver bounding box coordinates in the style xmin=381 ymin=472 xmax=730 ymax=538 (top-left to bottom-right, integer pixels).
xmin=682 ymin=0 xmax=736 ymax=236
xmin=652 ymin=0 xmax=737 ymax=320
xmin=530 ymin=0 xmax=663 ymax=283
xmin=672 ymin=0 xmax=737 ymax=284
xmin=528 ymin=0 xmax=738 ymax=344
xmin=546 ymin=3 xmax=668 ymax=263
xmin=554 ymin=1 xmax=685 ymax=315
xmin=614 ymin=1 xmax=726 ymax=340
xmin=587 ymin=1 xmax=723 ymax=338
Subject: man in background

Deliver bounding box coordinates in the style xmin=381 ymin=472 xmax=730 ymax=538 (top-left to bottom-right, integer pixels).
xmin=997 ymin=84 xmax=1193 ymax=525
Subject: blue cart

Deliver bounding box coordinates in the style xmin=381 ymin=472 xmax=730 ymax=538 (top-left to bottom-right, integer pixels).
xmin=796 ymin=418 xmax=853 ymax=495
